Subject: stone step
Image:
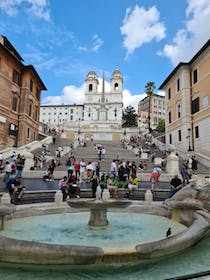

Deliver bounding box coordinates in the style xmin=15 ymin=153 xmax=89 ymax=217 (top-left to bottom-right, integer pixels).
xmin=7 ymin=188 xmax=170 ymax=205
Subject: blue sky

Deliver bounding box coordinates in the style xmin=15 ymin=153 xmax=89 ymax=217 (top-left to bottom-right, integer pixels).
xmin=1 ymin=0 xmax=210 ymax=109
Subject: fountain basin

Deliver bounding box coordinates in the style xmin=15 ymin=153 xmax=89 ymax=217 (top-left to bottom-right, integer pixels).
xmin=0 ymin=203 xmax=209 ymax=265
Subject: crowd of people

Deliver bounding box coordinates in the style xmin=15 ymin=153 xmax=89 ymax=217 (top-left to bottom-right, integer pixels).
xmin=0 ymin=132 xmax=201 ymax=203
xmin=1 ymin=151 xmax=26 ymax=203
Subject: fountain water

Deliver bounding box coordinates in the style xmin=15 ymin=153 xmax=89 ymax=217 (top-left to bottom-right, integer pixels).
xmin=0 ymin=176 xmax=209 ymax=279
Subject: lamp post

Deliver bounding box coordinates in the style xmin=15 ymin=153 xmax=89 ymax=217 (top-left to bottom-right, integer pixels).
xmin=138 ymin=118 xmax=141 ymax=136
xmin=124 ymin=127 xmax=127 ymax=136
xmin=187 ymin=128 xmax=192 ymax=152
xmin=77 ymin=118 xmax=81 ymax=142
xmin=62 ymin=119 xmax=65 ymax=132
xmin=14 ymin=125 xmax=19 ymax=147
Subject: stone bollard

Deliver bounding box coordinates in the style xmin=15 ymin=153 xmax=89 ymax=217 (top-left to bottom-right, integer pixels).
xmin=145 ymin=190 xmax=153 ymax=203
xmin=54 ymin=190 xmax=63 ymax=205
xmin=1 ymin=193 xmax=11 ymax=204
xmin=166 ymin=151 xmax=180 ymax=175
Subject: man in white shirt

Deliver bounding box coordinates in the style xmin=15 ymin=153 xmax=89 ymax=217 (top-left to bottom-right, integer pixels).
xmin=110 ymin=159 xmax=117 ymax=178
xmin=79 ymin=159 xmax=86 ymax=180
xmin=101 ymin=147 xmax=106 ymax=161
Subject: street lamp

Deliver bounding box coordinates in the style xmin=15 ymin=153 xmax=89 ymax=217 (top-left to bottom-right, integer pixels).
xmin=187 ymin=128 xmax=192 ymax=151
xmin=124 ymin=127 xmax=127 ymax=136
xmin=77 ymin=118 xmax=81 ymax=141
xmin=138 ymin=118 xmax=141 ymax=136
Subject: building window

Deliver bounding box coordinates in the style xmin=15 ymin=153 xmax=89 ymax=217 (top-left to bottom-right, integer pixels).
xmin=114 ymin=83 xmax=119 ymax=90
xmin=168 ymin=88 xmax=171 ymax=99
xmin=12 ymin=97 xmax=17 ymax=111
xmin=178 ymin=130 xmax=181 ymax=141
xmin=169 ymin=134 xmax=172 ymax=144
xmin=70 ymin=115 xmax=73 ymax=120
xmin=12 ymin=69 xmax=21 ymax=85
xmin=27 ymin=128 xmax=30 ymax=138
xmin=177 ymin=103 xmax=181 ymax=119
xmin=35 ymin=110 xmax=38 ymax=121
xmin=193 ymin=69 xmax=198 ymax=84
xmin=29 ymin=103 xmax=32 ymax=117
xmin=114 ymin=108 xmax=117 ymax=117
xmin=195 ymin=126 xmax=199 ymax=138
xmin=89 ymin=84 xmax=93 ymax=92
xmin=192 ymin=97 xmax=199 ymax=114
xmin=30 ymin=79 xmax=33 ymax=92
xmin=202 ymin=96 xmax=208 ymax=108
xmin=71 ymin=109 xmax=73 ymax=114
xmin=177 ymin=78 xmax=180 ymax=92
xmin=168 ymin=111 xmax=172 ymax=124
xmin=36 ymin=88 xmax=40 ymax=100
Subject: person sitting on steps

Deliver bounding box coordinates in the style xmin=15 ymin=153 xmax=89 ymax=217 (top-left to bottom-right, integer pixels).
xmin=6 ymin=176 xmax=26 ymax=204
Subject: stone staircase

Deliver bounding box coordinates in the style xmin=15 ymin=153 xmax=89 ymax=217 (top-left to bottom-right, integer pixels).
xmin=34 ymin=137 xmax=158 ymax=173
xmin=31 ymin=135 xmax=209 ymax=175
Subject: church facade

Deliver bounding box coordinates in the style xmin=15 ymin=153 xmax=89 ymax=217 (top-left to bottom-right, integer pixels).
xmin=84 ymin=69 xmax=123 ymax=124
xmin=40 ymin=68 xmax=125 ymax=141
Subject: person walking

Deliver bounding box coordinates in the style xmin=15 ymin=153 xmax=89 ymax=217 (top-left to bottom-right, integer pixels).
xmin=79 ymin=159 xmax=86 ymax=181
xmin=180 ymin=161 xmax=191 ymax=184
xmin=47 ymin=159 xmax=56 ymax=181
xmin=191 ymin=155 xmax=198 ymax=174
xmin=101 ymin=147 xmax=106 ymax=161
xmin=110 ymin=159 xmax=118 ymax=179
xmin=150 ymin=165 xmax=162 ymax=190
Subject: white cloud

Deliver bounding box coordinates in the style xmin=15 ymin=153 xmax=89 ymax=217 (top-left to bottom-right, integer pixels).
xmin=91 ymin=34 xmax=104 ymax=53
xmin=120 ymin=5 xmax=166 ymax=55
xmin=0 ymin=0 xmax=51 ymax=21
xmin=160 ymin=0 xmax=210 ymax=66
xmin=123 ymin=90 xmax=146 ymax=110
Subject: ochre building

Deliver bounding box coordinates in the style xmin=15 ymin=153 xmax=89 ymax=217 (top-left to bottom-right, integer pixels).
xmin=0 ymin=35 xmax=46 ymax=147
xmin=159 ymin=38 xmax=210 ymax=158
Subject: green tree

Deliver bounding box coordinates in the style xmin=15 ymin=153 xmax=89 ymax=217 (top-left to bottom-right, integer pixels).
xmin=155 ymin=118 xmax=165 ymax=133
xmin=122 ymin=105 xmax=138 ymax=127
xmin=145 ymin=81 xmax=156 ymax=132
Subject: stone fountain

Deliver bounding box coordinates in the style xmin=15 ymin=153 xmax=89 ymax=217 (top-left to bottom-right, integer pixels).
xmin=67 ymin=197 xmax=131 ymax=226
xmin=0 ymin=176 xmax=209 ymax=266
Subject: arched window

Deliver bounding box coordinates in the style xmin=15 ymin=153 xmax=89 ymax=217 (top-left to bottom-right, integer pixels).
xmin=114 ymin=83 xmax=119 ymax=90
xmin=89 ymin=84 xmax=93 ymax=92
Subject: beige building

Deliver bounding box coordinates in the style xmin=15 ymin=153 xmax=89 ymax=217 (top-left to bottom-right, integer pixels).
xmin=159 ymin=38 xmax=210 ymax=157
xmin=138 ymin=94 xmax=165 ymax=130
xmin=0 ymin=35 xmax=46 ymax=147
